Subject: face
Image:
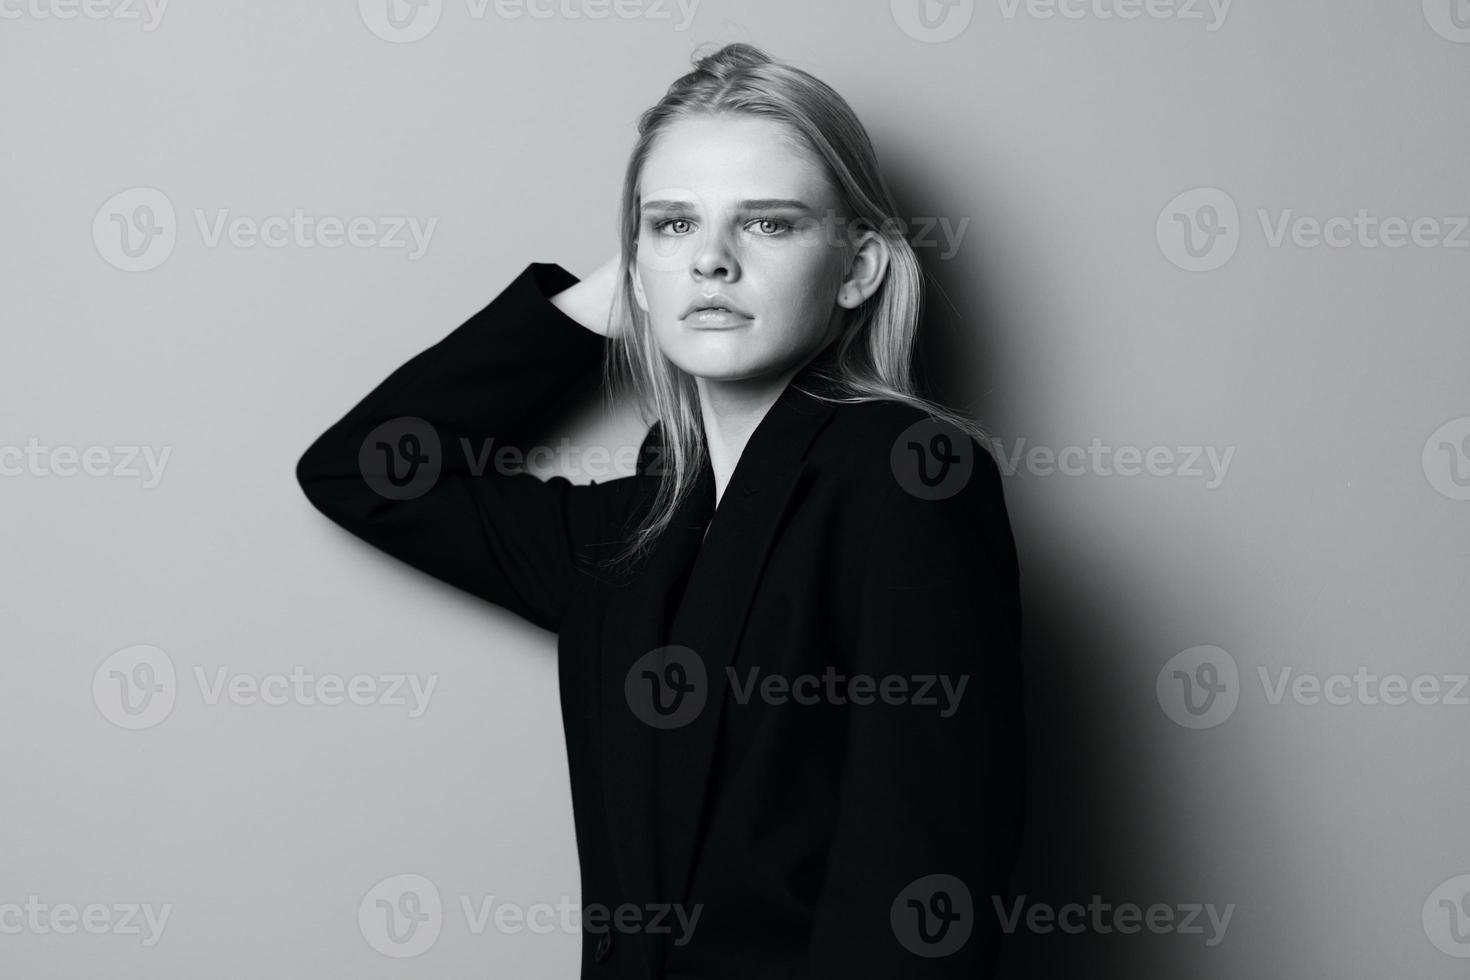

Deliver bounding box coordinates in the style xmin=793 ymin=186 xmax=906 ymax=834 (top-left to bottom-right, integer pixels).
xmin=631 ymin=114 xmax=863 ymax=384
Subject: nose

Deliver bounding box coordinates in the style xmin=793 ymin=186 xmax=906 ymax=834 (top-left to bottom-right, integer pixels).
xmin=691 ymin=222 xmax=740 ymax=281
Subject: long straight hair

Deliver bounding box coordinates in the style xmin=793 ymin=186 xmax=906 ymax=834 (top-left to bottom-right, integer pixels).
xmin=596 ymin=42 xmax=991 ymax=576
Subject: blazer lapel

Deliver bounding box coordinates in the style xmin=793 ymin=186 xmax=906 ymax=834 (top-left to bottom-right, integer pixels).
xmin=598 ymin=452 xmax=708 ymax=973
xmin=653 ymin=386 xmax=833 ymax=907
xmin=598 ymin=352 xmax=842 ymax=976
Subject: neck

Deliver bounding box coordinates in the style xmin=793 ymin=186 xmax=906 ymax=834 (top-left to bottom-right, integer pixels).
xmin=694 ymin=349 xmax=825 ymax=510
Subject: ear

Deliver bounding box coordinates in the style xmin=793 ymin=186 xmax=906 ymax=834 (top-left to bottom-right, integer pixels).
xmin=631 ymin=259 xmax=649 ymax=314
xmin=835 ymin=229 xmax=890 ymax=310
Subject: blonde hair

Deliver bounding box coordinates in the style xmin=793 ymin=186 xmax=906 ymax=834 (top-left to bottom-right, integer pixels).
xmin=597 ymin=42 xmax=991 ymax=575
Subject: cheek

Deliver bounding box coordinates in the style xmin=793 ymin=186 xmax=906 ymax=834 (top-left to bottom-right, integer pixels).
xmin=636 ymin=230 xmax=702 ymax=285
xmin=635 ymin=264 xmax=680 ymax=316
xmin=758 ymin=252 xmax=840 ymax=319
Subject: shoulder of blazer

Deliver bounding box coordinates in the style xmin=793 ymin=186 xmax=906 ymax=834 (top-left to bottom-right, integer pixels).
xmin=812 ymin=398 xmax=1018 ymax=581
xmin=814 ymin=397 xmax=1003 ymax=491
xmin=629 ymin=393 xmax=1007 ymax=522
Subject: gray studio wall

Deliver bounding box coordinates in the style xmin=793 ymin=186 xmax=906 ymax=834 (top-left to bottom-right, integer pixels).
xmin=4 ymin=0 xmax=1468 ymax=976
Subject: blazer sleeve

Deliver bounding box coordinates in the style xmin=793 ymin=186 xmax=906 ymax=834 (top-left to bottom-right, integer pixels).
xmin=806 ymin=447 xmax=1026 ymax=977
xmin=295 ymin=262 xmax=631 ymax=634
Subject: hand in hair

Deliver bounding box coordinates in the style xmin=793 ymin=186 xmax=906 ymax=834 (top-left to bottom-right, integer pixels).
xmin=549 ymin=252 xmax=623 ymax=337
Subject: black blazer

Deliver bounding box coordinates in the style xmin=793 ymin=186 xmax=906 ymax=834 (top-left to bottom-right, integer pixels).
xmin=296 ymin=263 xmax=1026 ymax=979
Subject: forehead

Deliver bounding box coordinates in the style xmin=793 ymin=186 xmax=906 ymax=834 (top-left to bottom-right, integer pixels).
xmin=639 ymin=113 xmax=833 ymax=205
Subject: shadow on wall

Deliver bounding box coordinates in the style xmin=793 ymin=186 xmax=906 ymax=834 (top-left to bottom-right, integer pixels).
xmin=890 ymin=161 xmax=1283 ymax=979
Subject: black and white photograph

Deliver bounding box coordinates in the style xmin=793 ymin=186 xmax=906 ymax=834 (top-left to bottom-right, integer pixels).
xmin=4 ymin=2 xmax=1468 ymax=977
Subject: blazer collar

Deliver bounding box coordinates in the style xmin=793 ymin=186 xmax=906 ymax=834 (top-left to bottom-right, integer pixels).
xmin=600 ymin=347 xmax=841 ymax=974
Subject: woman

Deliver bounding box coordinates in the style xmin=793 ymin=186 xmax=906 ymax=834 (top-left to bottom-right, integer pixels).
xmin=297 ymin=42 xmax=1025 ymax=979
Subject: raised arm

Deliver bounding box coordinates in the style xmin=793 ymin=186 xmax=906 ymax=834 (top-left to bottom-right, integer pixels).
xmin=295 ymin=261 xmax=630 ymax=633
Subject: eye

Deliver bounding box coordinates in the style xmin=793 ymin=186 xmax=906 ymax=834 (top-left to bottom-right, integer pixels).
xmin=748 ymin=217 xmax=792 ymax=236
xmin=653 ymin=217 xmax=695 ymax=236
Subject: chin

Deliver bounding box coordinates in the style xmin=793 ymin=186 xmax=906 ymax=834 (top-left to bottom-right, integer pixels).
xmin=653 ymin=322 xmax=750 ymax=374
xmin=666 ymin=345 xmax=779 ymax=383
xmin=671 ymin=354 xmax=764 ymax=382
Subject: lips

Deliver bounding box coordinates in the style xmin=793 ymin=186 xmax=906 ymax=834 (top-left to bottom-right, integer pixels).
xmin=683 ymin=294 xmax=752 ymax=319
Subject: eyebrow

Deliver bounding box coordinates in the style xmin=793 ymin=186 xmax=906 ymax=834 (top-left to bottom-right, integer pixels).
xmin=640 ymin=198 xmax=814 ymax=213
